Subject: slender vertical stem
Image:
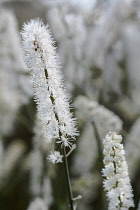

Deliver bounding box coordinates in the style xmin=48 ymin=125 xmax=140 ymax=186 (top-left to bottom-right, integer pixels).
xmin=62 ymin=146 xmax=74 ymax=210
xmin=44 ymin=68 xmax=74 ymax=209
xmin=92 ymin=121 xmax=107 ymax=209
xmin=92 ymin=121 xmax=104 ymax=168
xmin=135 ymin=192 xmax=140 ymax=210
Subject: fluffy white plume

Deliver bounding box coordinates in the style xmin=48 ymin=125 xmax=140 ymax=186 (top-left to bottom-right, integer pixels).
xmin=21 ymin=18 xmax=78 ymax=163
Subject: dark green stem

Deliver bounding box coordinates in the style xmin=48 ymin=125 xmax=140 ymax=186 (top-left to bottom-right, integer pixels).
xmin=92 ymin=121 xmax=107 ymax=209
xmin=92 ymin=121 xmax=104 ymax=168
xmin=135 ymin=192 xmax=140 ymax=210
xmin=62 ymin=146 xmax=74 ymax=210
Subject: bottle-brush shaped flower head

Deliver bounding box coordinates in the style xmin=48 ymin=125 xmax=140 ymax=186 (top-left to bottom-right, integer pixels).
xmin=102 ymin=132 xmax=134 ymax=210
xmin=21 ymin=18 xmax=79 ymax=163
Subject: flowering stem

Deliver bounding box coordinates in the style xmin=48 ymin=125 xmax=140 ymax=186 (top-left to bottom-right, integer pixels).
xmin=62 ymin=146 xmax=74 ymax=210
xmin=45 ymin=62 xmax=73 ymax=209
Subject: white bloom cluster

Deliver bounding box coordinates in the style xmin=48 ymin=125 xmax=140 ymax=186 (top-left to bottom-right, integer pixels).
xmin=47 ymin=151 xmax=63 ymax=164
xmin=102 ymin=132 xmax=134 ymax=210
xmin=21 ymin=19 xmax=78 ymax=163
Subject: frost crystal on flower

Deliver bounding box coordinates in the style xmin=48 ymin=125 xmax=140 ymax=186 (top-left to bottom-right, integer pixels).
xmin=21 ymin=19 xmax=78 ymax=153
xmin=47 ymin=151 xmax=63 ymax=164
xmin=102 ymin=132 xmax=134 ymax=210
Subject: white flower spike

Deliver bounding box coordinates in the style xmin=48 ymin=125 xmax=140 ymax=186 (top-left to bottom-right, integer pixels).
xmin=47 ymin=151 xmax=63 ymax=164
xmin=102 ymin=132 xmax=134 ymax=210
xmin=21 ymin=18 xmax=78 ymax=161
